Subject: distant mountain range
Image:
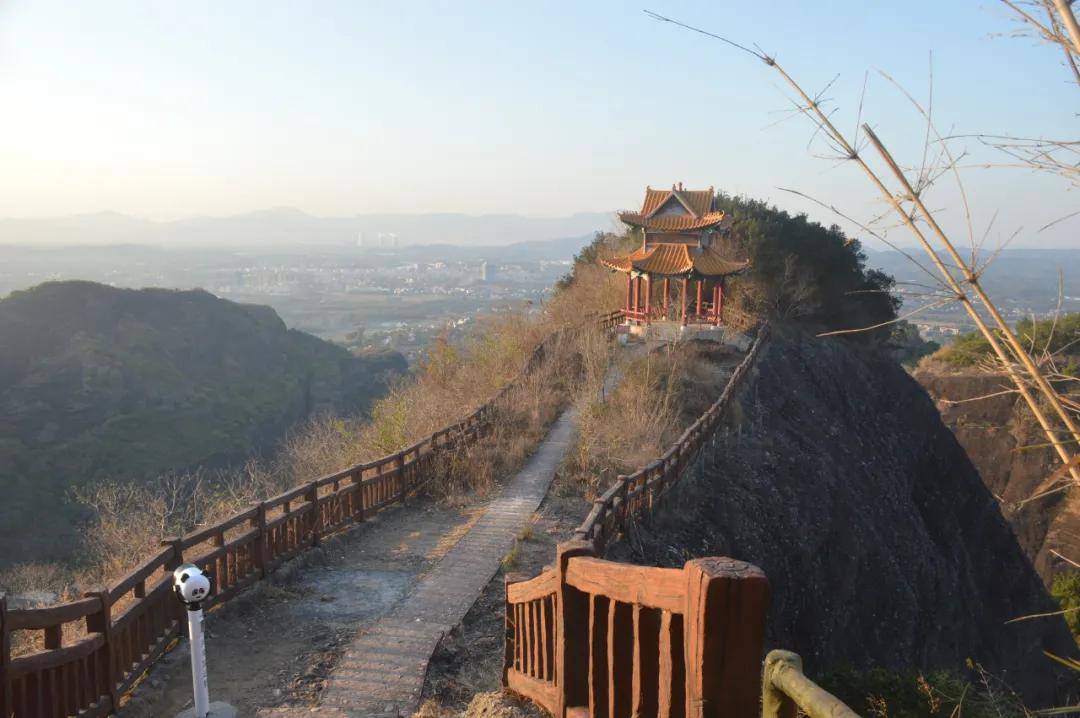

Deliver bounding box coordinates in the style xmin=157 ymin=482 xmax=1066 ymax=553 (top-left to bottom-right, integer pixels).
xmin=866 ymin=247 xmax=1080 ymax=308
xmin=0 ymin=209 xmax=616 ymax=248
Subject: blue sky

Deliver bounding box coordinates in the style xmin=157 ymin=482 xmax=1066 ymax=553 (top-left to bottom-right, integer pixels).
xmin=0 ymin=1 xmax=1076 ymax=248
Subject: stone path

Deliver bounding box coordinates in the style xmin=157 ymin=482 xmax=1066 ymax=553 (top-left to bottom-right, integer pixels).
xmin=312 ymin=407 xmax=580 ymax=717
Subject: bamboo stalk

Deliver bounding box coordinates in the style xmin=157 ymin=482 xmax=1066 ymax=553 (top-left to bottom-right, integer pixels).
xmin=765 ymin=58 xmax=1080 ymax=482
xmin=861 ymin=125 xmax=1080 ymax=450
xmin=1052 ymin=0 xmax=1080 ymax=56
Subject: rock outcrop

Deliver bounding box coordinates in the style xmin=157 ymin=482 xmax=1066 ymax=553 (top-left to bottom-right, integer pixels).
xmin=913 ymin=367 xmax=1079 ymax=585
xmin=610 ymin=328 xmax=1076 ymax=705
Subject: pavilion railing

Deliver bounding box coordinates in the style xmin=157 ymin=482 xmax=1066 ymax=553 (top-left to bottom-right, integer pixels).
xmin=1 ymin=314 xmax=618 ymax=718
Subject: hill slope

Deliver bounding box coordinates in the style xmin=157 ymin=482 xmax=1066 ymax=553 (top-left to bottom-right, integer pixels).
xmin=914 ymin=367 xmax=1079 ymax=585
xmin=611 ymin=329 xmax=1075 ymax=705
xmin=0 ymin=281 xmax=406 ymax=564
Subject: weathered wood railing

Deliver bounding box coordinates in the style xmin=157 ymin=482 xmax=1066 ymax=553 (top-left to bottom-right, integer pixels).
xmin=575 ymin=323 xmax=770 ymax=553
xmin=505 ymin=541 xmax=771 ymax=718
xmin=505 ymin=544 xmax=858 ymax=718
xmin=761 ymin=651 xmax=859 ymax=718
xmin=1 ymin=315 xmax=617 ymax=718
xmin=505 ymin=321 xmax=858 ymax=717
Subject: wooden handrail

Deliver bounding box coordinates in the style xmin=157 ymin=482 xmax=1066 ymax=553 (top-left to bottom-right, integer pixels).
xmin=762 ymin=651 xmax=860 ymax=718
xmin=504 ymin=544 xmax=770 ymax=718
xmin=3 ymin=314 xmax=619 ymax=718
xmin=572 ymin=323 xmax=769 ymax=551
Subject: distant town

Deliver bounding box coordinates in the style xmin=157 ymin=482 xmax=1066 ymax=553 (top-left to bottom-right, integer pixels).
xmin=0 ymin=242 xmax=577 ymax=364
xmin=1 ymin=240 xmax=1075 ymax=362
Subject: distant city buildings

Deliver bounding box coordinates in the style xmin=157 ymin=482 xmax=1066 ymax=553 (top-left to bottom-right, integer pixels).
xmin=357 ymin=232 xmax=400 ymax=248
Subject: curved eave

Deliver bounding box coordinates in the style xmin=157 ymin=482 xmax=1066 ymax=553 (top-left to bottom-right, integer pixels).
xmin=618 ymin=211 xmax=728 ymax=232
xmin=601 ymin=244 xmax=750 ymax=278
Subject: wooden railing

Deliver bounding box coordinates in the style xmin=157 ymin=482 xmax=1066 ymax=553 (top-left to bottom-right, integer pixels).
xmin=0 ymin=419 xmax=481 ymax=718
xmin=1 ymin=317 xmax=608 ymax=718
xmin=505 ymin=541 xmax=770 ymax=718
xmin=505 ymin=545 xmax=860 ymax=718
xmin=574 ymin=323 xmax=770 ymax=553
xmin=762 ymin=651 xmax=858 ymax=718
xmin=505 ymin=321 xmax=858 ymax=717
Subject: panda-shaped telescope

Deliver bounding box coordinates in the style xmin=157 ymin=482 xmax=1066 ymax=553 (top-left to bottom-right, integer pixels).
xmin=173 ymin=563 xmax=212 ymax=718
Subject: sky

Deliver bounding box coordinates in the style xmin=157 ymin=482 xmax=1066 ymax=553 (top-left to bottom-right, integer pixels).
xmin=0 ymin=1 xmax=1077 ymax=249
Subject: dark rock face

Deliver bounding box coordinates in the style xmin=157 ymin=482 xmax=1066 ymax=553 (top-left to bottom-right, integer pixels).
xmin=610 ymin=329 xmax=1076 ymax=705
xmin=0 ymin=281 xmax=406 ymax=564
xmin=913 ymin=368 xmax=1075 ymax=585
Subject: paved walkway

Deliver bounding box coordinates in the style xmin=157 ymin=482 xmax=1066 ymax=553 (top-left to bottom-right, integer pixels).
xmin=312 ymin=407 xmax=580 ymax=717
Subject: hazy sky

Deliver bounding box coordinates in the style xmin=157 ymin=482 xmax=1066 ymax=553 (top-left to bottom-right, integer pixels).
xmin=1 ymin=1 xmax=1076 ymax=248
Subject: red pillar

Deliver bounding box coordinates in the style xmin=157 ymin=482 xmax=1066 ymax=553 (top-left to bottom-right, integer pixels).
xmin=632 ymin=275 xmax=640 ymax=320
xmin=718 ymin=279 xmax=725 ymax=325
xmin=643 ymin=274 xmax=652 ymax=324
xmin=695 ymin=280 xmax=703 ymax=323
xmin=662 ymin=277 xmax=670 ymax=319
xmin=680 ymin=277 xmax=688 ymax=326
xmin=625 ymin=273 xmax=632 ymax=315
xmin=712 ymin=285 xmax=721 ymax=326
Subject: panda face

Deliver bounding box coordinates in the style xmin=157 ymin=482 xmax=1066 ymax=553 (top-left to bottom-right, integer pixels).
xmin=174 ymin=565 xmax=212 ymax=604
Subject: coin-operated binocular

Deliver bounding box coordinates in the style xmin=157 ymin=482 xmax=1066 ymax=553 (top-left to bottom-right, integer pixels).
xmin=173 ymin=564 xmax=213 ymax=718
xmin=173 ymin=563 xmax=211 ymax=607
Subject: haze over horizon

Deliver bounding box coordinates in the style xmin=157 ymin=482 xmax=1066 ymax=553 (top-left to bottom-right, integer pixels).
xmin=1 ymin=1 xmax=1077 ymax=249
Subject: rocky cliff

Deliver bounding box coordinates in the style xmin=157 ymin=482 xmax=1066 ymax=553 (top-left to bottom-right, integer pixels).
xmin=0 ymin=281 xmax=406 ymax=564
xmin=913 ymin=367 xmax=1078 ymax=585
xmin=609 ymin=329 xmax=1076 ymax=705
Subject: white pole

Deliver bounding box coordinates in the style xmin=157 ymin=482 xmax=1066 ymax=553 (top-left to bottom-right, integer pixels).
xmin=186 ymin=607 xmax=210 ymax=718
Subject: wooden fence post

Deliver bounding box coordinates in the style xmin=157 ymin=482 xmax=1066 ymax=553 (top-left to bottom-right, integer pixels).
xmin=306 ymin=481 xmax=322 ymax=546
xmin=354 ymin=468 xmax=366 ymax=523
xmin=395 ymin=452 xmax=406 ymax=503
xmin=161 ymin=537 xmax=185 ymax=626
xmin=762 ymin=651 xmax=800 ymax=718
xmin=253 ymin=501 xmax=269 ymax=579
xmin=1 ymin=593 xmax=10 ymax=718
xmin=84 ymin=587 xmax=119 ymax=711
xmin=502 ymin=572 xmax=528 ymax=687
xmin=683 ymin=557 xmax=769 ymax=718
xmin=555 ymin=540 xmax=596 ymax=717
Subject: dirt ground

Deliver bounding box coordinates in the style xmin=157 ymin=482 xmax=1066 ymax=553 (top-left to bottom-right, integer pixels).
xmin=119 ymin=497 xmax=482 ymax=717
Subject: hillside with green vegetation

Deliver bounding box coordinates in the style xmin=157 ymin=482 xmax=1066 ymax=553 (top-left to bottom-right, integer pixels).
xmin=0 ymin=281 xmax=406 ymax=565
xmin=930 ymin=313 xmax=1080 ymax=374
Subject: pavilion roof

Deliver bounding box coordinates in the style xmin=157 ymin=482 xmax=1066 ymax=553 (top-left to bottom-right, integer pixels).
xmin=619 ymin=184 xmax=728 ymax=232
xmin=600 ymin=242 xmax=749 ymax=277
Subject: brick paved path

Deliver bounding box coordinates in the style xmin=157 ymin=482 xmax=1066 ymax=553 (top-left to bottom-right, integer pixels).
xmin=312 ymin=406 xmax=579 ymax=717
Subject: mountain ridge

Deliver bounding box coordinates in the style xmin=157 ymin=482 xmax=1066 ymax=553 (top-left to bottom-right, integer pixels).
xmin=0 ymin=209 xmax=614 ymax=248
xmin=0 ymin=280 xmax=406 ymax=565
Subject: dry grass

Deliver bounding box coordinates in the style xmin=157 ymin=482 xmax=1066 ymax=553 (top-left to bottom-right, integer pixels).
xmin=566 ymin=341 xmax=739 ymax=498
xmin=0 ymin=266 xmax=622 ymax=620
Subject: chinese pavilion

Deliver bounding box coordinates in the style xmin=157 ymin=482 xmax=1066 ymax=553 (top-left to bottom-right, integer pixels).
xmin=602 ymin=183 xmax=748 ymax=327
